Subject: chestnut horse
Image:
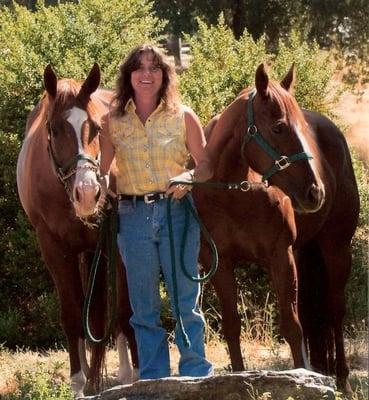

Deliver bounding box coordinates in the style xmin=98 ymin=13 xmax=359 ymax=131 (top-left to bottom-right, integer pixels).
xmin=195 ymin=64 xmax=359 ymax=391
xmin=16 ymin=64 xmax=138 ymax=397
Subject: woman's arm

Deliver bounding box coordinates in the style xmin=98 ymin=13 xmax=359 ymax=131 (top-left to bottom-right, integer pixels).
xmin=166 ymin=107 xmax=213 ymax=199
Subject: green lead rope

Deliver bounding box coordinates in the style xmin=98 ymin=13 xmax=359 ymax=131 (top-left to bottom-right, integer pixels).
xmin=83 ymin=200 xmax=118 ymax=344
xmin=166 ymin=195 xmax=219 ymax=348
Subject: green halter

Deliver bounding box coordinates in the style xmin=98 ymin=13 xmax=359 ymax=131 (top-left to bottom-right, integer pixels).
xmin=241 ymin=90 xmax=312 ymax=182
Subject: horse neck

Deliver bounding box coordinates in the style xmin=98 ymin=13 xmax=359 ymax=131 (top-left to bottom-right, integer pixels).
xmin=207 ymin=99 xmax=250 ymax=183
xmin=212 ymin=129 xmax=250 ymax=183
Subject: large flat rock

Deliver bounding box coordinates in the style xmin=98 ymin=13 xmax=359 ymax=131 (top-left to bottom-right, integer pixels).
xmin=84 ymin=369 xmax=336 ymax=400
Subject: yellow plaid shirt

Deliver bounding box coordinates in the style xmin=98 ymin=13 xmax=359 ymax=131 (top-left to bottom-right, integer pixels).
xmin=109 ymin=99 xmax=189 ymax=195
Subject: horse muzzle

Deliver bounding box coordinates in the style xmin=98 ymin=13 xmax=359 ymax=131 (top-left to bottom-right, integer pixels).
xmin=292 ymin=181 xmax=325 ymax=214
xmin=73 ymin=180 xmax=102 ymax=217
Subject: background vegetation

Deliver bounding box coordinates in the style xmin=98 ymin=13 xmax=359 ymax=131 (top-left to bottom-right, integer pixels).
xmin=0 ymin=0 xmax=367 ymax=373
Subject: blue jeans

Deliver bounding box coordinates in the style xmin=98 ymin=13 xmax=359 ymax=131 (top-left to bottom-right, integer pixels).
xmin=117 ymin=194 xmax=213 ymax=379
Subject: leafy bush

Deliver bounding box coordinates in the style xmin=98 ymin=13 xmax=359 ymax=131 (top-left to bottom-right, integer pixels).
xmin=180 ymin=16 xmax=334 ymax=125
xmin=2 ymin=362 xmax=72 ymax=400
xmin=0 ymin=0 xmax=164 ymax=134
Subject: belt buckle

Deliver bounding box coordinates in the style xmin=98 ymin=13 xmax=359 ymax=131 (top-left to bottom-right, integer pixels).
xmin=144 ymin=193 xmax=155 ymax=204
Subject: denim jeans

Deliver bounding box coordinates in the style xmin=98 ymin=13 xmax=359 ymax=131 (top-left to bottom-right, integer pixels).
xmin=117 ymin=194 xmax=213 ymax=379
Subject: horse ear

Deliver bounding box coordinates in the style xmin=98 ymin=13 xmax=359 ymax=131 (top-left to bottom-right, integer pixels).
xmin=255 ymin=63 xmax=269 ymax=99
xmin=44 ymin=64 xmax=57 ymax=98
xmin=281 ymin=63 xmax=296 ymax=93
xmin=80 ymin=63 xmax=100 ymax=97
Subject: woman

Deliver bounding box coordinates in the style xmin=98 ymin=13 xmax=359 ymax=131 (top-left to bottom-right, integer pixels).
xmin=100 ymin=44 xmax=213 ymax=379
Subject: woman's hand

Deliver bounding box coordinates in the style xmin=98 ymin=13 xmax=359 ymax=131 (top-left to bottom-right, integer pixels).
xmin=166 ymin=170 xmax=194 ymax=199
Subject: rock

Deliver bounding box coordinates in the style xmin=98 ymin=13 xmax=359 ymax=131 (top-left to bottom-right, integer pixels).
xmin=83 ymin=369 xmax=336 ymax=400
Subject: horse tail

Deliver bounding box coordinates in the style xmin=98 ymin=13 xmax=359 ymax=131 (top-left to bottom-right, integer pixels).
xmin=79 ymin=252 xmax=108 ymax=393
xmin=296 ymin=240 xmax=329 ymax=373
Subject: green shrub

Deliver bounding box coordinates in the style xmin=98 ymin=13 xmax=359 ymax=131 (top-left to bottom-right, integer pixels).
xmin=180 ymin=16 xmax=334 ymax=125
xmin=0 ymin=0 xmax=165 ymax=134
xmin=2 ymin=362 xmax=72 ymax=400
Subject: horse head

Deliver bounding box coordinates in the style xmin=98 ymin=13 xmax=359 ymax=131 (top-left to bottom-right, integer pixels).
xmin=44 ymin=63 xmax=107 ymax=218
xmin=242 ymin=63 xmax=325 ymax=213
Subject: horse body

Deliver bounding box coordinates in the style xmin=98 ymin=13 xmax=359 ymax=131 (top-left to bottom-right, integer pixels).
xmin=196 ymin=64 xmax=359 ymax=391
xmin=17 ymin=65 xmax=138 ymax=397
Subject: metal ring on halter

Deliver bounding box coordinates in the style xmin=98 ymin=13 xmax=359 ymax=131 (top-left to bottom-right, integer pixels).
xmin=247 ymin=124 xmax=258 ymax=136
xmin=240 ymin=180 xmax=251 ymax=192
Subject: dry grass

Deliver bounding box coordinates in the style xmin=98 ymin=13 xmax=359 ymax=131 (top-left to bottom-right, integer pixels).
xmin=0 ymin=333 xmax=367 ymax=398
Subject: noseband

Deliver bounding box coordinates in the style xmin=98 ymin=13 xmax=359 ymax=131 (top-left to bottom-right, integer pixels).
xmin=46 ymin=121 xmax=101 ymax=198
xmin=241 ymin=90 xmax=312 ymax=182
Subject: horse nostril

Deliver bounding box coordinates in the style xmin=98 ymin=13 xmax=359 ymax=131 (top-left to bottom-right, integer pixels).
xmin=75 ymin=186 xmax=81 ymax=202
xmin=308 ymin=184 xmax=321 ymax=204
xmin=95 ymin=186 xmax=101 ymax=202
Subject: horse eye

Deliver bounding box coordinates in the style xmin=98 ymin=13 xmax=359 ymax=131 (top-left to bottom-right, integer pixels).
xmin=48 ymin=123 xmax=58 ymax=137
xmin=272 ymin=123 xmax=285 ymax=135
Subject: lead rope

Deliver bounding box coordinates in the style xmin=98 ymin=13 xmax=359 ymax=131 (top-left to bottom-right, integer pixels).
xmin=83 ymin=199 xmax=118 ymax=344
xmin=166 ymin=195 xmax=219 ymax=348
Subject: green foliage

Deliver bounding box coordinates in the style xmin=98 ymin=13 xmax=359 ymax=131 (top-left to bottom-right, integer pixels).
xmin=180 ymin=15 xmax=268 ymax=124
xmin=0 ymin=0 xmax=164 ymax=134
xmin=2 ymin=362 xmax=72 ymax=400
xmin=180 ymin=17 xmax=333 ymax=124
xmin=345 ymin=155 xmax=369 ymax=327
xmin=153 ymin=1 xmax=369 ymax=83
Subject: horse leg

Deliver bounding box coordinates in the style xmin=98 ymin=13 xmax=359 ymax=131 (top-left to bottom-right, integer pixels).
xmin=115 ymin=258 xmax=139 ymax=383
xmin=79 ymin=252 xmax=108 ymax=393
xmin=318 ymin=238 xmax=353 ymax=393
xmin=296 ymin=241 xmax=329 ymax=374
xmin=269 ymin=246 xmax=309 ymax=369
xmin=36 ymin=227 xmax=87 ymax=397
xmin=211 ymin=263 xmax=244 ymax=371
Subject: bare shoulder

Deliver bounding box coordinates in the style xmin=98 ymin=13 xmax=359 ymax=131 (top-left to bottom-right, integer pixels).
xmin=182 ymin=105 xmax=202 ymax=127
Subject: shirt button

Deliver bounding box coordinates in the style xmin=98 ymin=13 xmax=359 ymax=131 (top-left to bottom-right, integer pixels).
xmin=146 ymin=217 xmax=150 ymax=220
xmin=146 ymin=163 xmax=150 ymax=168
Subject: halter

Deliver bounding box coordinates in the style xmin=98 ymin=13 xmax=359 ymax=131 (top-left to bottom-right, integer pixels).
xmin=46 ymin=121 xmax=101 ymax=199
xmin=241 ymin=90 xmax=312 ymax=182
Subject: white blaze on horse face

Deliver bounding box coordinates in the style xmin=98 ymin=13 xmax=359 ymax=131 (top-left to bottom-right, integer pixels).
xmin=67 ymin=107 xmax=100 ymax=215
xmin=294 ymin=122 xmax=319 ymax=180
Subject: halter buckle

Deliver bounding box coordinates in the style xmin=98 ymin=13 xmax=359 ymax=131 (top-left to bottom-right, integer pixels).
xmin=240 ymin=180 xmax=251 ymax=192
xmin=275 ymin=155 xmax=291 ymax=171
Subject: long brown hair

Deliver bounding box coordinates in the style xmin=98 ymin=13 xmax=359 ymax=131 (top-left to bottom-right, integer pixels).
xmin=111 ymin=44 xmax=180 ymax=116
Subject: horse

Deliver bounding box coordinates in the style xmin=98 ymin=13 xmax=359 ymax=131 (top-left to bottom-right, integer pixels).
xmin=16 ymin=64 xmax=138 ymax=397
xmin=194 ymin=63 xmax=360 ymax=392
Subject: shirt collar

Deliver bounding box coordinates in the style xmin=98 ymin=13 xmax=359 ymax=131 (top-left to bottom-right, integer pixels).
xmin=124 ymin=98 xmax=165 ymax=115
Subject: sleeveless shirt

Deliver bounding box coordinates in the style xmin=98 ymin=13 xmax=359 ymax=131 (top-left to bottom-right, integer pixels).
xmin=109 ymin=99 xmax=189 ymax=195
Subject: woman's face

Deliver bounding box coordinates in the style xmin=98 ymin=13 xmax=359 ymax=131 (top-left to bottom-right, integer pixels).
xmin=131 ymin=52 xmax=163 ymax=100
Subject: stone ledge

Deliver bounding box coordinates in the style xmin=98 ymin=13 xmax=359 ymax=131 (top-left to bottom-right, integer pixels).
xmin=85 ymin=369 xmax=336 ymax=400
